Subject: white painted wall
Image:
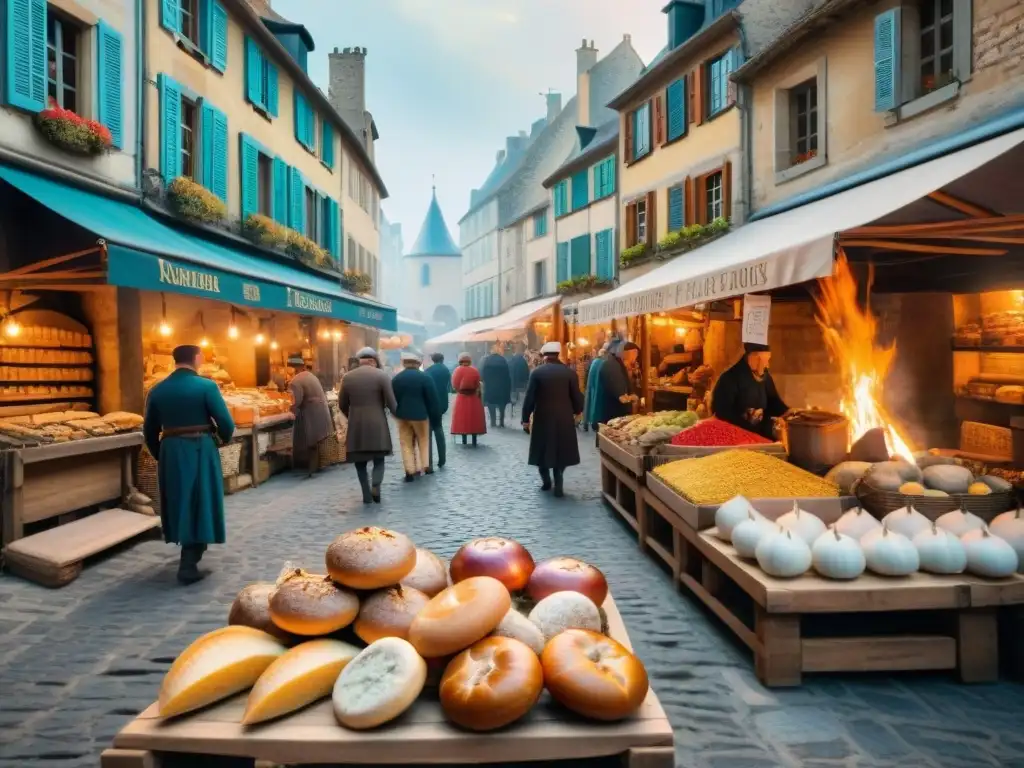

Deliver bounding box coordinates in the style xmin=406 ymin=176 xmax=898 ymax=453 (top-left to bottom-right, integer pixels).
xmin=400 ymin=255 xmax=462 ymax=328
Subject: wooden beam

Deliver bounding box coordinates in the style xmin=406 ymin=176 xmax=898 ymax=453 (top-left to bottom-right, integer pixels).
xmin=0 ymin=247 xmax=102 ymax=278
xmin=927 ymin=191 xmax=1000 ymax=219
xmin=844 ymin=214 xmax=1024 ymax=237
xmin=840 ymin=240 xmax=1008 ymax=256
xmin=0 ymin=271 xmax=106 ymax=281
xmin=0 ymin=283 xmax=107 ymax=292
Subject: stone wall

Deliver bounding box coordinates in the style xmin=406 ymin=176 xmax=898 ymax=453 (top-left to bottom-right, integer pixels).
xmin=974 ymin=0 xmax=1024 ymax=84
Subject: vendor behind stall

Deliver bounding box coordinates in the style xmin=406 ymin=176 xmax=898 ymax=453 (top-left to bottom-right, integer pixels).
xmin=597 ymin=339 xmax=640 ymax=425
xmin=711 ymin=342 xmax=788 ymax=440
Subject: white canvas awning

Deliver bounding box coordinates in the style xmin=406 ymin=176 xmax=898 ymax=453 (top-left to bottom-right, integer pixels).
xmin=424 ymin=316 xmax=502 ymax=347
xmin=466 ymin=296 xmax=561 ymax=341
xmin=577 ymin=127 xmax=1024 ymax=324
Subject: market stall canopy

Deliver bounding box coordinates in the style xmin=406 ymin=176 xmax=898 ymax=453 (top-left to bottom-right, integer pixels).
xmin=0 ymin=165 xmax=397 ymax=332
xmin=577 ymin=127 xmax=1024 ymax=324
xmin=424 ymin=316 xmax=503 ymax=347
xmin=465 ymin=296 xmax=561 ymax=342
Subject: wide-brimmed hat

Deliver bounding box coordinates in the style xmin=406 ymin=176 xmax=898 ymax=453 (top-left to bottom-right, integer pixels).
xmin=357 ymin=346 xmax=378 ymax=359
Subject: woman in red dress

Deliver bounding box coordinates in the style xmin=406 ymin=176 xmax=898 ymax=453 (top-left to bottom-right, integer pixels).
xmin=450 ymin=353 xmax=487 ymax=445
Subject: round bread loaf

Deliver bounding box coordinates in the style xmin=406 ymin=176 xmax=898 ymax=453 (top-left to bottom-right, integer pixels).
xmin=407 ymin=576 xmax=511 ymax=658
xmin=268 ymin=569 xmax=359 ymax=636
xmin=228 ymin=583 xmax=295 ymax=644
xmin=400 ymin=548 xmax=449 ymax=597
xmin=332 ymin=637 xmax=427 ymax=730
xmin=326 ymin=527 xmax=417 ymax=590
xmin=491 ymin=608 xmax=545 ymax=655
xmin=158 ymin=626 xmax=286 ymax=718
xmin=541 ymin=629 xmax=649 ymax=721
xmin=243 ymin=639 xmax=361 ymax=725
xmin=528 ymin=591 xmax=602 ymax=643
xmin=354 ymin=586 xmax=431 ymax=644
xmin=439 ymin=636 xmax=543 ymax=731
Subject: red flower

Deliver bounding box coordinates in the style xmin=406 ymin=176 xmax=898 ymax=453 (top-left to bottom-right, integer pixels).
xmin=38 ymin=99 xmax=112 ymax=148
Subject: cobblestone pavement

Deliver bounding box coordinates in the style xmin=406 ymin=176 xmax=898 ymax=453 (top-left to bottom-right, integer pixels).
xmin=2 ymin=419 xmax=1024 ymax=768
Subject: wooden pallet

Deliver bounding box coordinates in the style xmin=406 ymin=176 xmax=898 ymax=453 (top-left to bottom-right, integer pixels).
xmin=598 ymin=434 xmax=646 ymax=537
xmin=99 ymin=596 xmax=675 ymax=767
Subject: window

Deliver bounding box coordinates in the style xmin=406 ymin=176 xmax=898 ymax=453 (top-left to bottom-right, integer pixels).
xmin=533 ymin=261 xmax=546 ymax=297
xmin=571 ymin=170 xmax=589 ymax=211
xmin=553 ymin=180 xmax=569 ymax=217
xmin=773 ymin=60 xmax=827 ymax=182
xmin=46 ymin=13 xmax=79 ymax=112
xmin=788 ymin=80 xmax=818 ymax=166
xmin=347 ymin=236 xmax=356 ymax=269
xmin=245 ymin=37 xmax=278 ymax=116
xmin=703 ymin=172 xmax=723 ymax=223
xmin=636 ymin=199 xmax=647 ymax=244
xmin=180 ymin=97 xmax=198 ymax=180
xmin=305 ymin=188 xmax=317 ymax=240
xmin=706 ymin=49 xmax=736 ymax=117
xmin=257 ymin=154 xmax=272 ymax=216
xmin=533 ymin=210 xmax=547 ymax=238
xmin=421 ymin=263 xmax=431 ymax=287
xmin=179 ymin=0 xmax=199 ymax=46
xmin=631 ymin=102 xmax=651 ymax=161
xmin=920 ymin=0 xmax=954 ymax=94
xmin=592 ymin=157 xmax=615 ymax=200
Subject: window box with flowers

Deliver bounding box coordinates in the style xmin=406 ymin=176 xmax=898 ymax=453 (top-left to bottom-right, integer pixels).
xmin=35 ymin=102 xmax=112 ymax=156
xmin=557 ymin=275 xmax=613 ymax=297
xmin=340 ymin=270 xmax=372 ymax=295
xmin=241 ymin=214 xmax=331 ymax=270
xmin=167 ymin=177 xmax=227 ymax=224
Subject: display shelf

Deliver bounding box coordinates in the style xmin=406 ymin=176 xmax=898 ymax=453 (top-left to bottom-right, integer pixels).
xmin=957 ymin=395 xmax=1024 ymax=408
xmin=0 ymin=361 xmax=93 ymax=367
xmin=0 ymin=393 xmax=94 ymax=403
xmin=0 ymin=344 xmax=92 ymax=351
xmin=952 ymin=343 xmax=1024 ymax=353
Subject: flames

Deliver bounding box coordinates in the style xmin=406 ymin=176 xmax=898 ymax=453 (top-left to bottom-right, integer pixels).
xmin=813 ymin=252 xmax=915 ymax=462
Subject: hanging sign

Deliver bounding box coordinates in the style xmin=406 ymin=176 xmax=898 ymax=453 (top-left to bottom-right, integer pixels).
xmin=741 ymin=294 xmax=771 ymax=346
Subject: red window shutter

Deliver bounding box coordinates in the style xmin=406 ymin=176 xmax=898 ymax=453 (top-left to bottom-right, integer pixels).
xmin=684 ymin=176 xmax=695 ymax=226
xmin=624 ymin=112 xmax=634 ymax=165
xmin=692 ymin=65 xmax=706 ymax=124
xmin=722 ymin=160 xmax=733 ymax=221
xmin=688 ymin=74 xmax=697 ymax=125
xmin=626 ymin=202 xmax=637 ymax=246
xmin=695 ymin=175 xmax=709 ymax=225
xmin=645 ymin=190 xmax=657 ymax=246
xmin=654 ymin=94 xmax=665 ymax=146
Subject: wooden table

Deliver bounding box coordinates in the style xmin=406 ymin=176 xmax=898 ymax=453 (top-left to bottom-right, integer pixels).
xmin=100 ymin=595 xmax=675 ymax=767
xmin=598 ymin=433 xmax=647 ymax=538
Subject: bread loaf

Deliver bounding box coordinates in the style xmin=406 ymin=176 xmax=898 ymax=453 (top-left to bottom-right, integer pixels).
xmin=269 ymin=569 xmax=359 ymax=636
xmin=332 ymin=637 xmax=426 ymax=730
xmin=325 ymin=527 xmax=416 ymax=590
xmin=407 ymin=576 xmax=510 ymax=658
xmin=399 ymin=548 xmax=449 ymax=597
xmin=353 ymin=586 xmax=431 ymax=644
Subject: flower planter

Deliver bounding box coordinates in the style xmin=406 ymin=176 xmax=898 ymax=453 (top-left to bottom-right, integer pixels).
xmin=167 ymin=177 xmax=227 ymax=224
xmin=557 ymin=276 xmax=613 ymax=297
xmin=35 ymin=104 xmax=112 ymax=156
xmin=241 ymin=214 xmax=331 ymax=269
xmin=620 ymin=218 xmax=731 ymax=269
xmin=341 ymin=270 xmax=373 ymax=295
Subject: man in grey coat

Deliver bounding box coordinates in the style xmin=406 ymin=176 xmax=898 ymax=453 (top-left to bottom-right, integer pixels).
xmin=339 ymin=347 xmax=398 ymax=503
xmin=288 ymin=357 xmax=333 ymax=478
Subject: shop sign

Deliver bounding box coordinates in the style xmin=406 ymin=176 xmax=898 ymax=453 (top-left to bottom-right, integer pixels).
xmin=242 ymin=283 xmax=261 ymax=302
xmin=741 ymin=294 xmax=771 ymax=346
xmin=286 ymin=288 xmax=333 ymax=315
xmin=359 ymin=306 xmax=385 ymax=323
xmin=158 ymin=258 xmax=221 ymax=294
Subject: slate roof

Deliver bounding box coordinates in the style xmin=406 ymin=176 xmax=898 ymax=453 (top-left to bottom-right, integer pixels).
xmin=543 ymin=118 xmax=619 ymax=188
xmin=406 ymin=189 xmax=461 ymax=258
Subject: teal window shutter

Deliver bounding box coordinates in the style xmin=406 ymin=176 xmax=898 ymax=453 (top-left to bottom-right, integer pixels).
xmin=338 ymin=204 xmax=345 ymax=255
xmin=201 ymin=101 xmax=213 ymax=189
xmin=96 ymin=21 xmax=123 ymax=149
xmin=289 ymin=166 xmax=304 ymax=233
xmin=554 ymin=180 xmax=569 ymax=217
xmin=272 ymin=157 xmax=288 ymax=223
xmin=160 ymin=0 xmax=180 ymax=34
xmin=533 ymin=211 xmax=546 ymax=238
xmin=245 ymin=37 xmax=261 ymax=106
xmin=556 ymin=242 xmax=569 ymax=283
xmin=210 ymin=1 xmax=228 ymax=72
xmin=322 ymin=120 xmax=335 ymax=169
xmin=158 ymin=74 xmax=182 ymax=183
xmin=294 ymin=91 xmax=306 ymax=145
xmin=668 ymin=185 xmax=684 ymax=232
xmin=571 ymin=170 xmax=588 ymax=211
xmin=570 ymin=234 xmax=590 ymax=278
xmin=200 ymin=102 xmax=228 ymax=201
xmin=874 ymin=9 xmax=901 ymax=112
xmin=267 ymin=62 xmax=279 ymax=117
xmin=598 ymin=229 xmax=616 ymax=280
xmin=666 ymin=78 xmax=686 ymax=141
xmin=5 ymin=0 xmax=48 ymax=113
xmin=328 ymin=198 xmax=340 ymax=261
xmin=606 ymin=158 xmax=616 ymax=195
xmin=239 ymin=134 xmax=259 ymax=220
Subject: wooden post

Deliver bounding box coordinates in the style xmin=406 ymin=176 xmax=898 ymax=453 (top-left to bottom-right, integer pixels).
xmin=640 ymin=314 xmax=651 ymax=413
xmin=1 ymin=451 xmax=25 ymax=545
xmin=623 ymin=746 xmax=676 ymax=768
xmin=636 ymin=491 xmax=649 ymax=552
xmin=100 ymin=749 xmax=161 ymax=768
xmin=956 ymin=608 xmax=999 ymax=683
xmin=754 ymin=608 xmax=802 ymax=686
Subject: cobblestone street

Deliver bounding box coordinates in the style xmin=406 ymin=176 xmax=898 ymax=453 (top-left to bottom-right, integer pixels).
xmin=1 ymin=421 xmax=1024 ymax=768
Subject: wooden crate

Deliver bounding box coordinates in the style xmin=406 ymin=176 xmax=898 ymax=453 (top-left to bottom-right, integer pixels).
xmin=598 ymin=434 xmax=646 ymax=537
xmin=99 ymin=596 xmax=674 ymax=767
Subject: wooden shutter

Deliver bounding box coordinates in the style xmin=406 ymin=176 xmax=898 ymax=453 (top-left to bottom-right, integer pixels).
xmin=96 ymin=21 xmax=124 ymax=149
xmin=654 ymin=94 xmax=666 ymax=146
xmin=695 ymin=175 xmax=708 ymax=225
xmin=6 ymin=0 xmax=47 ymax=112
xmin=289 ymin=166 xmax=305 ymax=233
xmin=722 ymin=161 xmax=733 ymax=221
xmin=245 ymin=38 xmax=261 ymax=106
xmin=161 ymin=0 xmax=180 ymax=34
xmin=668 ymin=185 xmax=684 ymax=232
xmin=200 ymin=100 xmax=228 ymax=201
xmin=645 ymin=190 xmax=657 ymax=247
xmin=322 ymin=121 xmax=335 ymax=169
xmin=328 ymin=198 xmax=341 ymax=260
xmin=683 ymin=176 xmax=695 ymax=226
xmin=691 ymin=64 xmax=706 ymax=125
xmin=239 ymin=134 xmax=259 ymax=220
xmin=211 ymin=1 xmax=228 ymax=72
xmin=623 ymin=112 xmax=635 ymax=164
xmin=267 ymin=61 xmax=279 ymax=117
xmin=873 ymin=8 xmax=901 ymax=112
xmin=159 ymin=74 xmax=182 ymax=184
xmin=626 ymin=202 xmax=637 ymax=246
xmin=272 ymin=156 xmax=288 ymax=223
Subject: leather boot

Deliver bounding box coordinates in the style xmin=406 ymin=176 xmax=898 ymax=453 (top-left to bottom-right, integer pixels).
xmin=553 ymin=468 xmax=565 ymax=498
xmin=539 ymin=468 xmax=552 ymax=491
xmin=177 ymin=545 xmax=209 ymax=585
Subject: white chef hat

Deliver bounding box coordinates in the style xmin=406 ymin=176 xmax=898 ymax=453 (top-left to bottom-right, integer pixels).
xmin=401 ymin=351 xmax=422 ymax=363
xmin=356 ymin=346 xmax=378 ymax=359
xmin=540 ymin=341 xmax=561 ymax=355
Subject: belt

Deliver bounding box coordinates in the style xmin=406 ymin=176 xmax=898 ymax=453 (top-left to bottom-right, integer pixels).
xmin=457 ymin=389 xmax=477 ymax=396
xmin=162 ymin=425 xmax=213 ymax=438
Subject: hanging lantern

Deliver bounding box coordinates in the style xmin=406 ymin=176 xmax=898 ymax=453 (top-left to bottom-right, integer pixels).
xmin=158 ymin=293 xmax=172 ymax=337
xmin=228 ymin=307 xmax=239 ymax=340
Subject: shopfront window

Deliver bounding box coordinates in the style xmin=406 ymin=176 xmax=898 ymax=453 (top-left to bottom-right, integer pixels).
xmin=46 ymin=13 xmax=79 ymax=112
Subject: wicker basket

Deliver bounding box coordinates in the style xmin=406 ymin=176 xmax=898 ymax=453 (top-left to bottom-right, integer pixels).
xmin=319 ymin=434 xmax=346 ymax=466
xmin=219 ymin=441 xmax=243 ymax=478
xmin=136 ymin=448 xmax=160 ymax=514
xmin=855 ymin=480 xmax=1015 ymax=522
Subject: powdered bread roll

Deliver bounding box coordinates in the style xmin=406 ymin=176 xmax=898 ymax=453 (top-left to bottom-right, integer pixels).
xmin=400 ymin=548 xmax=449 ymax=596
xmin=354 ymin=586 xmax=431 ymax=644
xmin=332 ymin=637 xmax=426 ymax=729
xmin=326 ymin=527 xmax=417 ymax=590
xmin=158 ymin=626 xmax=286 ymax=718
xmin=528 ymin=591 xmax=601 ymax=643
xmin=407 ymin=576 xmax=511 ymax=658
xmin=541 ymin=629 xmax=649 ymax=721
xmin=228 ymin=583 xmax=294 ymax=644
xmin=491 ymin=608 xmax=546 ymax=654
xmin=269 ymin=569 xmax=359 ymax=636
xmin=243 ymin=639 xmax=361 ymax=725
xmin=440 ymin=636 xmax=543 ymax=731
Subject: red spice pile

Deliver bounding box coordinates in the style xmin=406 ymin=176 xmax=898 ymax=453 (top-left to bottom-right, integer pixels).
xmin=670 ymin=418 xmax=772 ymax=446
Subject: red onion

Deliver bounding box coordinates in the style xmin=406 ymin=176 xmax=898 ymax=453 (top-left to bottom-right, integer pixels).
xmin=449 ymin=537 xmax=535 ymax=592
xmin=527 ymin=557 xmax=608 ymax=606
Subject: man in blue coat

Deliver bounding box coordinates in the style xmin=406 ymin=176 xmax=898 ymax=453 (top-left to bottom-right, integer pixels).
xmin=143 ymin=345 xmax=235 ymax=585
xmin=391 ymin=352 xmax=441 ymax=481
xmin=481 ymin=346 xmax=512 ymax=428
xmin=424 ymin=352 xmax=451 ymax=469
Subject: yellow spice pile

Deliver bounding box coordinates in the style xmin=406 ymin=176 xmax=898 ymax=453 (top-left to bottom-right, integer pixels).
xmin=653 ymin=450 xmax=840 ymax=504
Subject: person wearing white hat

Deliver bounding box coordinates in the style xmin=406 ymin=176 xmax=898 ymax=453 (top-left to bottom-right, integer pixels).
xmin=339 ymin=346 xmax=397 ymax=503
xmin=521 ymin=341 xmax=584 ymax=497
xmin=391 ymin=351 xmax=440 ymax=481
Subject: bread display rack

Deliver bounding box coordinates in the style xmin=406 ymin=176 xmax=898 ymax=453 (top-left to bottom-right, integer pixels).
xmin=0 ymin=319 xmax=96 ymax=409
xmin=100 ymin=594 xmax=675 ymax=768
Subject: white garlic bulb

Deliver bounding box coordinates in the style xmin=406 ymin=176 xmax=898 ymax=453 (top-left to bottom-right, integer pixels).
xmin=834 ymin=507 xmax=882 ymax=541
xmin=811 ymin=526 xmax=866 ymax=580
xmin=912 ymin=521 xmax=967 ymax=575
xmin=882 ymin=504 xmax=932 ymax=540
xmin=714 ymin=495 xmax=757 ymax=543
xmin=776 ymin=502 xmax=827 ymax=545
xmin=990 ymin=508 xmax=1024 ymax=573
xmin=863 ymin=525 xmax=919 ymax=576
xmin=935 ymin=509 xmax=985 ymax=537
xmin=962 ymin=526 xmax=1019 ymax=578
xmin=731 ymin=512 xmax=776 ymax=559
xmin=755 ymin=527 xmax=812 ymax=578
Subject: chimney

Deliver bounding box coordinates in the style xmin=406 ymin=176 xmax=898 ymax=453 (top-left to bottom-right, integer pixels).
xmin=328 ymin=47 xmax=369 ymax=148
xmin=664 ymin=0 xmax=705 ymax=50
xmin=546 ymin=92 xmax=562 ymax=123
xmin=495 ymin=149 xmax=506 ymax=165
xmin=576 ymin=39 xmax=598 ymax=127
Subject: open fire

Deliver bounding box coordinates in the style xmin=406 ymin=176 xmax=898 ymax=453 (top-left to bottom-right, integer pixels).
xmin=813 ymin=251 xmax=915 ymax=462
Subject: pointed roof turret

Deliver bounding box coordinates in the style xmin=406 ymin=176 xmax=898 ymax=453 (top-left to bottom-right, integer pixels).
xmin=407 ymin=185 xmax=461 ymax=258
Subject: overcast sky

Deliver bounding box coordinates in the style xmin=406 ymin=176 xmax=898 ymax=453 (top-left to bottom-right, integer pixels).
xmin=274 ymin=0 xmax=668 ymax=249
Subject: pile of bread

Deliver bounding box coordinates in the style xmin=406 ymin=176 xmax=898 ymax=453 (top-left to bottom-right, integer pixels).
xmin=2 ymin=327 xmax=92 ymax=348
xmin=0 ymin=384 xmax=92 ymax=401
xmin=0 ymin=409 xmax=144 ymax=443
xmin=158 ymin=527 xmax=650 ymax=733
xmin=0 ymin=348 xmax=92 ymax=365
xmin=0 ymin=366 xmax=93 ymax=382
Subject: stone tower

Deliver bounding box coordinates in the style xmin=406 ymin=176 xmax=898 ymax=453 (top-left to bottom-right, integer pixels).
xmin=329 ymin=47 xmax=376 ymax=160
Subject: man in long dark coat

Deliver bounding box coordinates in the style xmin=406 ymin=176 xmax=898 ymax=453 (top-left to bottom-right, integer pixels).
xmin=509 ymin=344 xmax=531 ymax=403
xmin=143 ymin=344 xmax=235 ymax=585
xmin=288 ymin=357 xmax=333 ymax=478
xmin=521 ymin=342 xmax=584 ymax=498
xmin=481 ymin=346 xmax=513 ymax=428
xmin=712 ymin=342 xmax=790 ymax=440
xmin=340 ymin=347 xmax=398 ymax=503
xmin=424 ymin=352 xmax=452 ymax=469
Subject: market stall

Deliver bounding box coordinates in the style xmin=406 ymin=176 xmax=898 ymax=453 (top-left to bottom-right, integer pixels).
xmin=100 ymin=528 xmax=675 ymax=767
